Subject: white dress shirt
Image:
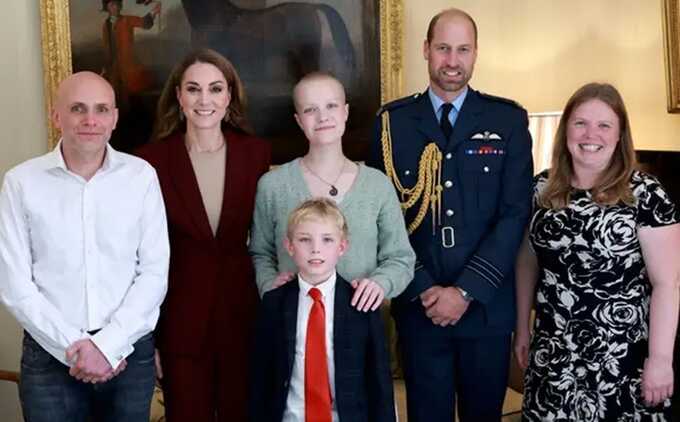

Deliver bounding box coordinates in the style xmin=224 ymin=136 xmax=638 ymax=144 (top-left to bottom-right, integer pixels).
xmin=283 ymin=272 xmax=339 ymax=422
xmin=0 ymin=141 xmax=169 ymax=369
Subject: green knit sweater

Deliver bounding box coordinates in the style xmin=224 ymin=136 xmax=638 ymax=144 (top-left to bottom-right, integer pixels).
xmin=250 ymin=158 xmax=415 ymax=298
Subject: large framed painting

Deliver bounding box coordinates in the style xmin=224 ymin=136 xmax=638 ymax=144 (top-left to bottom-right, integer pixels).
xmin=663 ymin=0 xmax=680 ymax=113
xmin=40 ymin=0 xmax=403 ymax=163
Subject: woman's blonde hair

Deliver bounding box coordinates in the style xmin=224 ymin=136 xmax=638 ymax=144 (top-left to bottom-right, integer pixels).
xmin=152 ymin=48 xmax=252 ymax=140
xmin=539 ymin=82 xmax=636 ymax=209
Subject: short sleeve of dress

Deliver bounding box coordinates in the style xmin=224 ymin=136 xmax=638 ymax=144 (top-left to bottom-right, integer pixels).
xmin=528 ymin=170 xmax=550 ymax=254
xmin=634 ymin=171 xmax=680 ymax=228
xmin=531 ymin=170 xmax=550 ymax=213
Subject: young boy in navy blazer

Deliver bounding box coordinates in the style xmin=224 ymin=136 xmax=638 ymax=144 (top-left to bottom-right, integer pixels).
xmin=250 ymin=198 xmax=396 ymax=422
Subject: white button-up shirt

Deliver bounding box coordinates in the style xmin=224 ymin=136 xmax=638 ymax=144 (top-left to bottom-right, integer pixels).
xmin=283 ymin=272 xmax=339 ymax=422
xmin=0 ymin=142 xmax=169 ymax=369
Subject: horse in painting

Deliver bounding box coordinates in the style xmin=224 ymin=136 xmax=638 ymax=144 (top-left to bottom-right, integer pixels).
xmin=181 ymin=0 xmax=356 ymax=79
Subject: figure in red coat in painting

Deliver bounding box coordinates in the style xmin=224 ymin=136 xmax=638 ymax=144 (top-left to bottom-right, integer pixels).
xmin=101 ymin=0 xmax=161 ymax=108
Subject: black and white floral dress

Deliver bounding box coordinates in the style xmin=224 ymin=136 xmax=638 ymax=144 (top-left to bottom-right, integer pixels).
xmin=522 ymin=170 xmax=679 ymax=422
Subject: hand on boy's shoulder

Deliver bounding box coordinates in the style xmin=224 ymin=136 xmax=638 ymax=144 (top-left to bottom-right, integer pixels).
xmin=350 ymin=278 xmax=385 ymax=312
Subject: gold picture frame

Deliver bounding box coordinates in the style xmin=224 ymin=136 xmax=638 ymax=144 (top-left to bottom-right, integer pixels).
xmin=662 ymin=0 xmax=680 ymax=112
xmin=39 ymin=0 xmax=403 ymax=151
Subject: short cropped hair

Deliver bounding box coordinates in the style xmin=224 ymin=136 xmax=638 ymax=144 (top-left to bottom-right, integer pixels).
xmin=426 ymin=8 xmax=478 ymax=46
xmin=292 ymin=71 xmax=346 ymax=110
xmin=286 ymin=198 xmax=349 ymax=240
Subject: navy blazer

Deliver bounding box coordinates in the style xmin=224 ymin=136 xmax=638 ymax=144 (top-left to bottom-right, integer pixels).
xmin=368 ymin=88 xmax=533 ymax=336
xmin=249 ymin=275 xmax=395 ymax=422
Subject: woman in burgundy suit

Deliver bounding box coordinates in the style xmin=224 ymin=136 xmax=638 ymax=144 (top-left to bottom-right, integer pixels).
xmin=137 ymin=48 xmax=270 ymax=422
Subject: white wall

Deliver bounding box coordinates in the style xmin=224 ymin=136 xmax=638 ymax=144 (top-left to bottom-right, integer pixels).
xmin=0 ymin=2 xmax=46 ymax=421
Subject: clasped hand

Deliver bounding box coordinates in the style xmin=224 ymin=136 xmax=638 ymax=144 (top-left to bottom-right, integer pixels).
xmin=420 ymin=286 xmax=469 ymax=327
xmin=66 ymin=339 xmax=127 ymax=384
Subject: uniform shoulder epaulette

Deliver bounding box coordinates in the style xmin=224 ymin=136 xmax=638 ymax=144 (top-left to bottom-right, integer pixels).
xmin=376 ymin=93 xmax=421 ymax=116
xmin=477 ymin=91 xmax=526 ymax=110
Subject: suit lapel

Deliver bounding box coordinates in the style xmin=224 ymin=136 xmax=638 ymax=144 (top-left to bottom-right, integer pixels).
xmin=167 ymin=134 xmax=214 ymax=240
xmin=215 ymin=129 xmax=246 ymax=240
xmin=333 ymin=277 xmax=350 ymax=362
xmin=283 ymin=280 xmax=300 ymax=376
xmin=449 ymin=88 xmax=484 ymax=152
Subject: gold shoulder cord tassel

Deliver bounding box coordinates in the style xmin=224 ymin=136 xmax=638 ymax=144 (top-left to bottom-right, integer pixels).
xmin=380 ymin=111 xmax=443 ymax=234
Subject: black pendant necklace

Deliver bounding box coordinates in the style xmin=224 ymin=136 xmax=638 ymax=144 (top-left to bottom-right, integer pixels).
xmin=302 ymin=158 xmax=347 ymax=197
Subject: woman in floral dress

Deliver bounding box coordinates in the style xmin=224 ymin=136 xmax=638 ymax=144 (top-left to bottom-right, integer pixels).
xmin=514 ymin=83 xmax=680 ymax=421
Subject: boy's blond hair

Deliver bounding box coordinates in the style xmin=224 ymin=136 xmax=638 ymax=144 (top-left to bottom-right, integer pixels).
xmin=286 ymin=198 xmax=349 ymax=240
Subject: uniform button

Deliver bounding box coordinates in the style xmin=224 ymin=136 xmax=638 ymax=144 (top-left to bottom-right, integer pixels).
xmin=404 ymin=170 xmax=411 ymax=176
xmin=446 ymin=153 xmax=453 ymax=160
xmin=446 ymin=209 xmax=454 ymax=217
xmin=444 ymin=180 xmax=453 ymax=188
xmin=483 ymin=166 xmax=490 ymax=173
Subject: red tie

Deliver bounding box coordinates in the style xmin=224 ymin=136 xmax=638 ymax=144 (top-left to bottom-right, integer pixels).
xmin=305 ymin=287 xmax=332 ymax=422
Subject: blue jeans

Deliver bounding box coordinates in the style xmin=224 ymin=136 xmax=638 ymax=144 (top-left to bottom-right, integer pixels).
xmin=19 ymin=331 xmax=156 ymax=422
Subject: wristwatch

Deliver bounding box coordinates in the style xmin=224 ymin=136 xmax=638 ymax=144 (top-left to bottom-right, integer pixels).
xmin=456 ymin=286 xmax=474 ymax=302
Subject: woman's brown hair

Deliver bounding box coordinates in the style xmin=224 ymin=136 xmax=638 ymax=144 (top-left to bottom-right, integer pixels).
xmin=539 ymin=82 xmax=636 ymax=209
xmin=152 ymin=48 xmax=253 ymax=140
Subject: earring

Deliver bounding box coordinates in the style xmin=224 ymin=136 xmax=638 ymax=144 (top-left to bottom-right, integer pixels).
xmin=223 ymin=108 xmax=230 ymax=123
xmin=179 ymin=106 xmax=185 ymax=121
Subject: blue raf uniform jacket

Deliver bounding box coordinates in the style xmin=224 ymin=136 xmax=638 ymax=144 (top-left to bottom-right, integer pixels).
xmin=367 ymin=88 xmax=533 ymax=336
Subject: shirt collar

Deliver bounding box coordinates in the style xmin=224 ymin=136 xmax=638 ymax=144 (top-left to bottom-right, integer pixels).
xmin=298 ymin=271 xmax=337 ymax=300
xmin=428 ymin=85 xmax=468 ymax=115
xmin=46 ymin=139 xmax=121 ymax=174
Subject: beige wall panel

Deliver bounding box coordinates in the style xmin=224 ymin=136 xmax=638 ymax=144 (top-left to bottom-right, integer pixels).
xmin=0 ymin=1 xmax=46 ymax=421
xmin=403 ymin=0 xmax=680 ymax=151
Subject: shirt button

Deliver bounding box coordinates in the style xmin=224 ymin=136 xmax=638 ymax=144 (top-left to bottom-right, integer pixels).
xmin=444 ymin=180 xmax=453 ymax=188
xmin=404 ymin=170 xmax=411 ymax=176
xmin=446 ymin=153 xmax=453 ymax=160
xmin=483 ymin=166 xmax=490 ymax=173
xmin=446 ymin=209 xmax=454 ymax=217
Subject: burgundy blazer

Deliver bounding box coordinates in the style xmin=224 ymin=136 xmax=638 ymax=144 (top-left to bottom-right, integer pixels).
xmin=137 ymin=129 xmax=271 ymax=356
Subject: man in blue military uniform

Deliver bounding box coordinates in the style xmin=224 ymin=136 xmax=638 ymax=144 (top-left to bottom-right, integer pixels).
xmin=367 ymin=8 xmax=533 ymax=422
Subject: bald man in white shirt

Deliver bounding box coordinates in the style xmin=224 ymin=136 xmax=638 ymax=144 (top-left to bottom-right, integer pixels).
xmin=0 ymin=71 xmax=169 ymax=422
